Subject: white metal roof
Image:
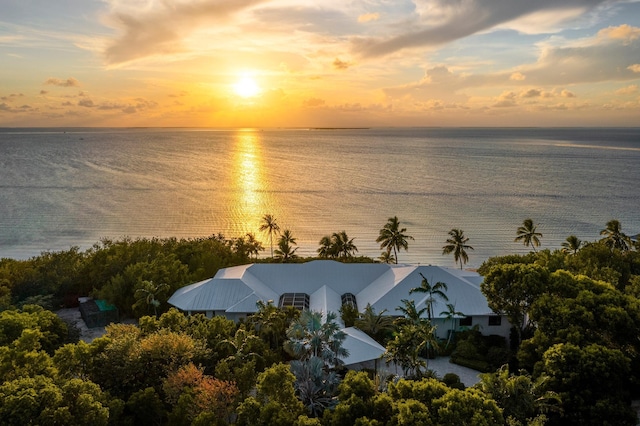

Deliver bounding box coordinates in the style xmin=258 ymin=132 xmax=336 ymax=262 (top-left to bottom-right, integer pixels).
xmin=168 ymin=261 xmax=494 ymax=365
xmin=169 ymin=261 xmax=491 ymax=318
xmin=341 ymin=327 xmax=386 ymax=365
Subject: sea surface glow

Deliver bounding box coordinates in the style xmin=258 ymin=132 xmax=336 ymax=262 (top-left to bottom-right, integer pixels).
xmin=1 ymin=127 xmax=638 ymax=268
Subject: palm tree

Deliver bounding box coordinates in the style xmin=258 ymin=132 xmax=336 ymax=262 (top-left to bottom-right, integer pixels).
xmin=442 ymin=228 xmax=474 ymax=269
xmin=274 ymin=229 xmax=298 ymax=262
xmin=317 ymin=235 xmax=335 ymax=258
xmin=600 ymin=219 xmax=631 ymax=251
xmin=259 ymin=214 xmax=280 ymax=258
xmin=134 ymin=280 xmax=169 ymax=317
xmin=561 ymin=235 xmax=583 ymax=255
xmin=244 ymin=233 xmax=264 ymax=259
xmin=396 ymin=299 xmax=428 ymax=325
xmin=440 ymin=303 xmax=464 ymax=350
xmin=284 ymin=310 xmax=348 ymax=416
xmin=331 ymin=231 xmax=358 ymax=258
xmin=409 ymin=273 xmax=449 ymax=321
xmin=515 ymin=218 xmax=543 ymax=252
xmin=317 ymin=231 xmax=358 ymax=259
xmin=376 ymin=216 xmax=414 ymax=264
xmin=354 ymin=303 xmax=395 ymax=343
xmin=378 ymin=250 xmax=395 ymax=264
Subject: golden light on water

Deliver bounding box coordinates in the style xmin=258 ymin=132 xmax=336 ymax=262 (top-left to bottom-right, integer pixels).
xmin=231 ymin=131 xmax=266 ymax=234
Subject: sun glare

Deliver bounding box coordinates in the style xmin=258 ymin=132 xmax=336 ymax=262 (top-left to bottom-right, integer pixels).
xmin=233 ymin=75 xmax=261 ymax=98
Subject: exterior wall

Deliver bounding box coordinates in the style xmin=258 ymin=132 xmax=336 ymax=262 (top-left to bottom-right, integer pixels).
xmin=432 ymin=315 xmax=511 ymax=341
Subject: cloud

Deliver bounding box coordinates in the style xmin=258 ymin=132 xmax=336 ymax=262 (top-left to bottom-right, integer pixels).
xmin=333 ymin=58 xmax=350 ymax=70
xmin=0 ymin=93 xmax=24 ymax=101
xmin=78 ymin=98 xmax=95 ymax=107
xmin=45 ymin=77 xmax=80 ymax=87
xmin=629 ymin=64 xmax=640 ymax=72
xmin=103 ymin=0 xmax=269 ymax=65
xmin=598 ymin=24 xmax=640 ymax=44
xmin=40 ymin=90 xmax=49 ymax=95
xmin=358 ymin=13 xmax=380 ymax=23
xmin=521 ymin=89 xmax=542 ymax=98
xmin=353 ymin=0 xmax=621 ymax=58
xmin=615 ymin=84 xmax=638 ymax=95
xmin=510 ymin=72 xmax=526 ymax=81
xmin=0 ymin=102 xmax=32 ymax=113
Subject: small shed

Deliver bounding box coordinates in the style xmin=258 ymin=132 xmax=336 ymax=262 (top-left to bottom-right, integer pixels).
xmin=79 ymin=299 xmax=119 ymax=328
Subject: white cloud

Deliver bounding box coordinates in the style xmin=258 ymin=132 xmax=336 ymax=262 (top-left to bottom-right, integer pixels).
xmin=354 ymin=0 xmax=626 ymax=58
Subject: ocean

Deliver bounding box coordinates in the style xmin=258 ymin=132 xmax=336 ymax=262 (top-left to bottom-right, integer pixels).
xmin=1 ymin=127 xmax=638 ymax=268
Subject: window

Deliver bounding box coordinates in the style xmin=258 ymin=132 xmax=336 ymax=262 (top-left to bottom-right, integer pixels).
xmin=278 ymin=293 xmax=310 ymax=311
xmin=459 ymin=316 xmax=473 ymax=326
xmin=341 ymin=293 xmax=358 ymax=311
xmin=488 ymin=315 xmax=502 ymax=326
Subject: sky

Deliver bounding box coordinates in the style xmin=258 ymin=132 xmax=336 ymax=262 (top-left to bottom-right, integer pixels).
xmin=1 ymin=0 xmax=639 ymax=127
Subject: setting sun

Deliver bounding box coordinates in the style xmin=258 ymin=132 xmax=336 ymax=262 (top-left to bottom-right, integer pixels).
xmin=233 ymin=75 xmax=260 ymax=98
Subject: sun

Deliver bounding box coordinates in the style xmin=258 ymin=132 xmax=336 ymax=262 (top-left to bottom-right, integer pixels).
xmin=233 ymin=75 xmax=261 ymax=98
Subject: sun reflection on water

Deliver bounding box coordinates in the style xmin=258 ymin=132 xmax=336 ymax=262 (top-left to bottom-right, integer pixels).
xmin=231 ymin=130 xmax=266 ymax=234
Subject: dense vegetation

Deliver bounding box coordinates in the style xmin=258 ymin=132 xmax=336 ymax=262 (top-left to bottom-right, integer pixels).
xmin=0 ymin=218 xmax=638 ymax=425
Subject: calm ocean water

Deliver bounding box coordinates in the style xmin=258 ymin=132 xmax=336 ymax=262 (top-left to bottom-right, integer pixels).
xmin=1 ymin=127 xmax=638 ymax=268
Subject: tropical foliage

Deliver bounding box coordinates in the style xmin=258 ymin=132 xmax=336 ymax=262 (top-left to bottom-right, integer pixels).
xmin=376 ymin=216 xmax=414 ymax=264
xmin=515 ymin=218 xmax=543 ymax=252
xmin=442 ymin=228 xmax=474 ymax=269
xmin=0 ymin=218 xmax=639 ymax=425
xmin=317 ymin=231 xmax=358 ymax=259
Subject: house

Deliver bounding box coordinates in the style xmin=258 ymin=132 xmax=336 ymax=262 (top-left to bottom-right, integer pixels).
xmin=168 ymin=260 xmax=510 ymax=365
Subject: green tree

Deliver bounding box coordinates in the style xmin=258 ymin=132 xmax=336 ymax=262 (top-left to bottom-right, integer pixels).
xmin=376 ymin=216 xmax=414 ymax=264
xmin=480 ymin=263 xmax=548 ymax=344
xmin=384 ymin=321 xmax=438 ymax=378
xmin=477 ymin=365 xmax=560 ymax=424
xmin=600 ymin=219 xmax=631 ymax=251
xmin=274 ymin=229 xmax=299 ymax=262
xmin=540 ymin=343 xmax=635 ymax=426
xmin=354 ymin=304 xmax=395 ymax=344
xmin=410 ymin=273 xmax=449 ymax=322
xmin=561 ymin=235 xmax=583 ymax=255
xmin=133 ymin=280 xmax=169 ymax=317
xmin=259 ymin=214 xmax=281 ymax=258
xmin=442 ymin=228 xmax=474 ymax=269
xmin=285 ymin=310 xmax=348 ymax=416
xmin=515 ymin=218 xmax=543 ymax=252
xmin=236 ymin=363 xmax=305 ymax=426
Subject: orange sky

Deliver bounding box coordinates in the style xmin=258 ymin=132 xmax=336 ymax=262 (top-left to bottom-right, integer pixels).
xmin=1 ymin=0 xmax=640 ymax=127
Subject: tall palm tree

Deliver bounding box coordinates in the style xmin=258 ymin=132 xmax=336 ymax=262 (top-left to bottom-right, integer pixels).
xmin=442 ymin=228 xmax=474 ymax=269
xmin=259 ymin=214 xmax=280 ymax=258
xmin=274 ymin=229 xmax=298 ymax=262
xmin=376 ymin=216 xmax=414 ymax=264
xmin=561 ymin=235 xmax=583 ymax=255
xmin=409 ymin=273 xmax=449 ymax=321
xmin=515 ymin=218 xmax=543 ymax=252
xmin=600 ymin=219 xmax=631 ymax=251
